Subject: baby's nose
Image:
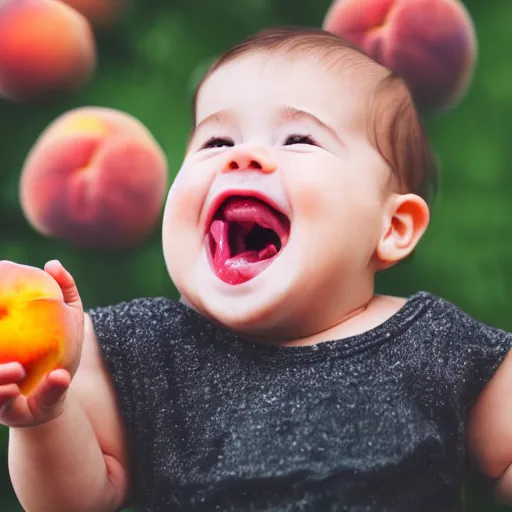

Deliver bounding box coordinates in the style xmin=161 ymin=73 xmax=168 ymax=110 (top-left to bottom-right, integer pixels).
xmin=222 ymin=147 xmax=276 ymax=174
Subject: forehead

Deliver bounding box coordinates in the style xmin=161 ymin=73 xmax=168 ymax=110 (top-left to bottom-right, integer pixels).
xmin=195 ymin=52 xmax=382 ymax=132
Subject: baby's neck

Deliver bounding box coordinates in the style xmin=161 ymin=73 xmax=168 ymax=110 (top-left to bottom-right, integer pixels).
xmin=275 ymin=294 xmax=408 ymax=347
xmin=178 ymin=293 xmax=408 ymax=348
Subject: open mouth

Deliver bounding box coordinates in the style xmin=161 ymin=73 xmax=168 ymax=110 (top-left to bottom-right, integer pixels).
xmin=205 ymin=195 xmax=291 ymax=285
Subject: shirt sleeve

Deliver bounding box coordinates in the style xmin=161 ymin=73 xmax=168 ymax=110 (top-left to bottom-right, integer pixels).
xmin=87 ymin=297 xmax=176 ymax=507
xmin=469 ymin=320 xmax=512 ymax=385
xmin=453 ymin=308 xmax=512 ymax=415
xmin=87 ymin=300 xmax=140 ymax=436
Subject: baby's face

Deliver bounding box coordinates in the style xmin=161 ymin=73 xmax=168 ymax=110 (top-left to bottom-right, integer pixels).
xmin=163 ymin=52 xmax=392 ymax=340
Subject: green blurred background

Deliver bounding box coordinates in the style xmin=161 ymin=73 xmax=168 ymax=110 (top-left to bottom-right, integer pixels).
xmin=0 ymin=0 xmax=511 ymax=510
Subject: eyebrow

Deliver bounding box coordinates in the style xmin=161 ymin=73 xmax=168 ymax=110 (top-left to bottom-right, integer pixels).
xmin=193 ymin=109 xmax=236 ymax=135
xmin=273 ymin=106 xmax=343 ymax=144
xmin=189 ymin=105 xmax=343 ymax=146
xmin=187 ymin=109 xmax=235 ymax=149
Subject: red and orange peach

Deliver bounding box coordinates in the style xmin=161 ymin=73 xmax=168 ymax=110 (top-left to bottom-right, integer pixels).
xmin=0 ymin=262 xmax=72 ymax=396
xmin=0 ymin=0 xmax=96 ymax=103
xmin=19 ymin=107 xmax=169 ymax=250
xmin=323 ymin=0 xmax=477 ymax=114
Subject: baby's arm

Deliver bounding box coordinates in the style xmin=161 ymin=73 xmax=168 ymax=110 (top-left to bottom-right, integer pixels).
xmin=467 ymin=350 xmax=512 ymax=503
xmin=8 ymin=314 xmax=130 ymax=512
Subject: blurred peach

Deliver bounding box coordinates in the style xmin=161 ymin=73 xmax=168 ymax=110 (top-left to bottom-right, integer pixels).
xmin=58 ymin=0 xmax=128 ymax=27
xmin=0 ymin=0 xmax=96 ymax=102
xmin=19 ymin=107 xmax=169 ymax=250
xmin=0 ymin=262 xmax=73 ymax=396
xmin=323 ymin=0 xmax=477 ymax=114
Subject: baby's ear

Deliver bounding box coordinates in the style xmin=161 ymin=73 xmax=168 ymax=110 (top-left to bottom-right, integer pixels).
xmin=376 ymin=193 xmax=430 ymax=268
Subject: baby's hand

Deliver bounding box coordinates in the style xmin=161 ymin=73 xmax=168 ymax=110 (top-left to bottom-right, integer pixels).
xmin=0 ymin=260 xmax=84 ymax=428
xmin=0 ymin=363 xmax=71 ymax=427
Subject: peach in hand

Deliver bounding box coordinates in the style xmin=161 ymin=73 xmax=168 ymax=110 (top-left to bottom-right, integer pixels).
xmin=0 ymin=0 xmax=96 ymax=103
xmin=59 ymin=0 xmax=129 ymax=28
xmin=0 ymin=261 xmax=73 ymax=396
xmin=19 ymin=107 xmax=169 ymax=250
xmin=323 ymin=0 xmax=477 ymax=114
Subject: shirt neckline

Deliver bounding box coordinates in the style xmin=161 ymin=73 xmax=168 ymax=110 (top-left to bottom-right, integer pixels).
xmin=178 ymin=291 xmax=436 ymax=363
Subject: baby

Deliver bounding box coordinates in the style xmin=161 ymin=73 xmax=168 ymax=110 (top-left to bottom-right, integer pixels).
xmin=2 ymin=27 xmax=512 ymax=512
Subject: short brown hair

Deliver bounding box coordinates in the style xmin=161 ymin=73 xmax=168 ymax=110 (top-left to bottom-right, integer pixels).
xmin=192 ymin=26 xmax=439 ymax=206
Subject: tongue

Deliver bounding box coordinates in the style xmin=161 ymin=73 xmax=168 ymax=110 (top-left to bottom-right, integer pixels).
xmin=208 ymin=197 xmax=287 ymax=285
xmin=221 ymin=197 xmax=289 ymax=239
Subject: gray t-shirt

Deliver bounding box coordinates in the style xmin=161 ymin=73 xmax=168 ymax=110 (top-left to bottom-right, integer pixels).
xmin=88 ymin=291 xmax=512 ymax=512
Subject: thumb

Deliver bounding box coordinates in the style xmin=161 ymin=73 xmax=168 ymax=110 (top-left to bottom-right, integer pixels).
xmin=44 ymin=260 xmax=82 ymax=310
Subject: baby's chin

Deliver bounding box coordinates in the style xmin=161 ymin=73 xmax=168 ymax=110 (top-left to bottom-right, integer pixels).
xmin=179 ymin=250 xmax=300 ymax=340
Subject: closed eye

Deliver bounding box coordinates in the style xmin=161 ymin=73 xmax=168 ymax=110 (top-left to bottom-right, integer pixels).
xmin=284 ymin=134 xmax=319 ymax=146
xmin=201 ymin=136 xmax=234 ymax=150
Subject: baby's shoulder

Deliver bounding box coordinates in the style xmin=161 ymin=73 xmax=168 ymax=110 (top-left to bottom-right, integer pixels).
xmin=89 ymin=295 xmax=187 ymax=327
xmin=88 ymin=295 xmax=181 ymax=322
xmin=378 ymin=291 xmax=512 ymax=358
xmin=402 ymin=292 xmax=512 ymax=385
xmin=415 ymin=291 xmax=511 ymax=343
xmin=376 ymin=290 xmax=471 ymax=338
xmin=87 ymin=296 xmax=195 ymax=352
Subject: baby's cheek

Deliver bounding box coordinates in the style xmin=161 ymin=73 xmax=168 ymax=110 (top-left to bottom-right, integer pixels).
xmin=289 ymin=166 xmax=381 ymax=245
xmin=286 ymin=164 xmax=335 ymax=220
xmin=163 ymin=165 xmax=213 ymax=279
xmin=292 ymin=186 xmax=323 ymax=220
xmin=166 ymin=166 xmax=208 ymax=227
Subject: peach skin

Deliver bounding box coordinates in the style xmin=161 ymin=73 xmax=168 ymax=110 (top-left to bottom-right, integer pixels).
xmin=0 ymin=0 xmax=96 ymax=102
xmin=323 ymin=0 xmax=477 ymax=114
xmin=59 ymin=0 xmax=129 ymax=27
xmin=0 ymin=261 xmax=76 ymax=397
xmin=19 ymin=107 xmax=169 ymax=250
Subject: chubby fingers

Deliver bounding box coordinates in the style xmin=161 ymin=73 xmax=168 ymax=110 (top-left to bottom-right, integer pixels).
xmin=0 ymin=364 xmax=26 ymax=421
xmin=27 ymin=369 xmax=71 ymax=414
xmin=0 ymin=383 xmax=22 ymax=408
xmin=0 ymin=368 xmax=71 ymax=427
xmin=0 ymin=362 xmax=26 ymax=385
xmin=44 ymin=260 xmax=82 ymax=310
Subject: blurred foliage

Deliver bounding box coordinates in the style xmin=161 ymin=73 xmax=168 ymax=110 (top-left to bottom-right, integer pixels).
xmin=0 ymin=0 xmax=511 ymax=510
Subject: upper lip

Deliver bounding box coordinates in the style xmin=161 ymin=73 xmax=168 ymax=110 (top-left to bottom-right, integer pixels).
xmin=203 ymin=188 xmax=291 ymax=236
